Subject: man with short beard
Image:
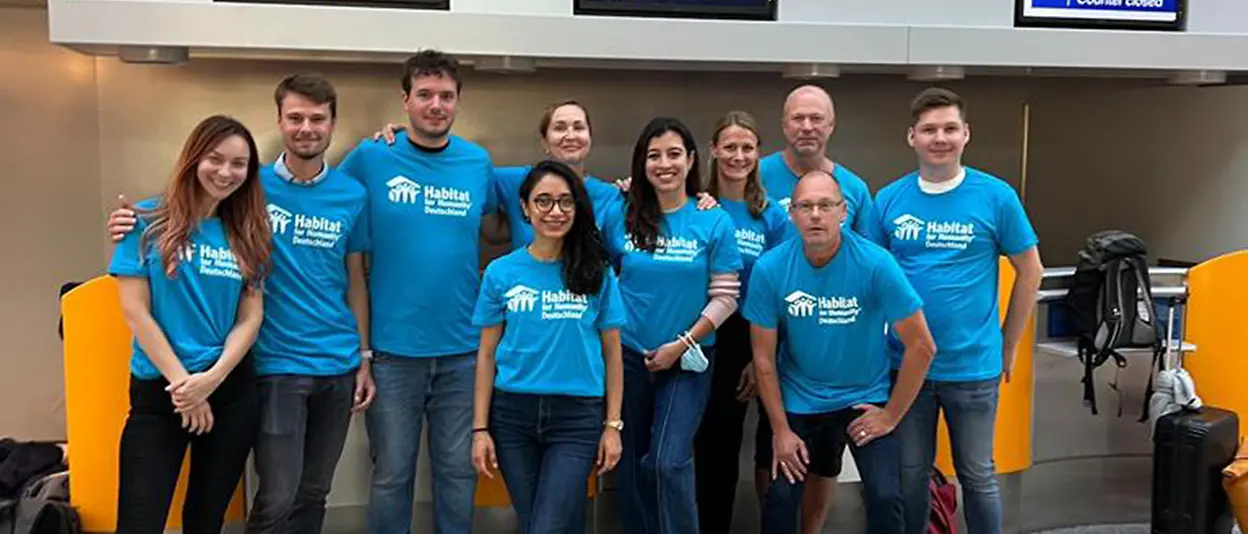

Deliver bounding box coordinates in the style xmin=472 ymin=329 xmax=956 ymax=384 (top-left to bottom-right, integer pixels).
xmin=106 ymin=73 xmax=376 ymax=534
xmin=336 ymin=50 xmax=498 ymax=534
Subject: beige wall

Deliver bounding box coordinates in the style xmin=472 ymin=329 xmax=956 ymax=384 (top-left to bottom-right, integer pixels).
xmin=0 ymin=6 xmax=102 ymax=441
xmin=7 ymin=2 xmax=1248 ymax=511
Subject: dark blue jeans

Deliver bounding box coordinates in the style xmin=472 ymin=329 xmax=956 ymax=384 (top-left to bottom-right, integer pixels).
xmin=365 ymin=352 xmax=477 ymax=534
xmin=760 ymin=405 xmax=904 ymax=534
xmin=489 ymin=390 xmax=603 ymax=534
xmin=895 ymin=375 xmax=1002 ymax=534
xmin=618 ymin=345 xmax=715 ymax=534
xmin=246 ymin=372 xmax=356 ymax=534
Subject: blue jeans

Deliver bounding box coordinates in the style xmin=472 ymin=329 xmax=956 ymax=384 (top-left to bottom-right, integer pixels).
xmin=489 ymin=390 xmax=602 ymax=534
xmin=760 ymin=404 xmax=904 ymax=534
xmin=618 ymin=346 xmax=715 ymax=534
xmin=365 ymin=352 xmax=477 ymax=534
xmin=895 ymin=375 xmax=1002 ymax=534
xmin=247 ymin=372 xmax=356 ymax=534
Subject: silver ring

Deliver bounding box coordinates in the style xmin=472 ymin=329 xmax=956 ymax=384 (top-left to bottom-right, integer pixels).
xmin=859 ymin=430 xmax=868 ymax=437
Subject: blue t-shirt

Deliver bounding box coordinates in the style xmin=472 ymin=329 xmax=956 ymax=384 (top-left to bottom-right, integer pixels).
xmin=719 ymin=197 xmax=794 ymax=302
xmin=108 ymin=198 xmax=247 ymax=380
xmin=743 ymin=233 xmax=923 ymax=414
xmin=472 ymin=248 xmax=627 ymax=397
xmin=758 ymin=152 xmax=874 ymax=236
xmin=866 ymin=167 xmax=1039 ymax=381
xmin=339 ymin=132 xmax=498 ymax=358
xmin=253 ymin=162 xmax=370 ymax=376
xmin=601 ymin=200 xmax=744 ymax=353
xmin=494 ymin=165 xmax=624 ymax=251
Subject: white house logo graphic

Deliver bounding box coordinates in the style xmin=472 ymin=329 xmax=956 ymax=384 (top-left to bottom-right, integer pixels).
xmin=178 ymin=243 xmax=196 ymax=263
xmin=386 ymin=176 xmax=421 ymax=204
xmin=785 ymin=290 xmax=818 ymax=317
xmin=778 ymin=197 xmax=792 ymax=211
xmin=267 ymin=204 xmax=293 ymax=234
xmin=893 ymin=214 xmax=925 ymax=241
xmin=505 ymin=285 xmax=540 ymax=313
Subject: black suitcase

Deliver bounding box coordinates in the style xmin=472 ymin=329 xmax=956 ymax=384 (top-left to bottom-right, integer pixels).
xmin=1151 ymin=405 xmax=1240 ymax=533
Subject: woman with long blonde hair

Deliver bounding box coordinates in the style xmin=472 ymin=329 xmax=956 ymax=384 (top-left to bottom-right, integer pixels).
xmin=108 ymin=114 xmax=272 ymax=533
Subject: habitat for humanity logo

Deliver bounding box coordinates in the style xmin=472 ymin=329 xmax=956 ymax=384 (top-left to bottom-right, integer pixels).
xmin=267 ymin=204 xmax=293 ymax=234
xmin=386 ymin=174 xmax=472 ymax=217
xmin=505 ymin=285 xmax=539 ymax=313
xmin=735 ymin=228 xmax=767 ymax=258
xmin=785 ymin=290 xmax=817 ymax=317
xmin=893 ymin=214 xmax=924 ymax=241
xmin=785 ymin=290 xmax=860 ymax=325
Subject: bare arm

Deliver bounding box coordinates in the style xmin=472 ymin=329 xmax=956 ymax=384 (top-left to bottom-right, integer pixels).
xmin=473 ymin=325 xmax=503 ymax=431
xmin=347 ymin=253 xmax=370 ymax=350
xmin=880 ymin=310 xmax=936 ymax=423
xmin=208 ymin=285 xmax=264 ymax=380
xmin=750 ymin=324 xmax=787 ymax=434
xmin=1003 ymin=247 xmax=1044 ymax=353
xmin=117 ymin=277 xmax=190 ymax=384
xmin=480 ymin=212 xmax=511 ymax=247
xmin=601 ymin=328 xmax=623 ymax=423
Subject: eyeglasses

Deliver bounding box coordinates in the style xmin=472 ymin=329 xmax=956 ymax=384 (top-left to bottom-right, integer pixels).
xmin=789 ymin=199 xmax=844 ymax=215
xmin=532 ymin=194 xmax=576 ymax=213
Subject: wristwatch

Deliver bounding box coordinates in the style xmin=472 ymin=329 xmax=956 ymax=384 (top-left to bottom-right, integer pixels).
xmin=604 ymin=419 xmax=624 ymax=431
xmin=361 ymin=349 xmax=374 ymax=361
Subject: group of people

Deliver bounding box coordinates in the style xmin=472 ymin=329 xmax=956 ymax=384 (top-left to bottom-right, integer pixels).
xmin=101 ymin=47 xmax=1044 ymax=534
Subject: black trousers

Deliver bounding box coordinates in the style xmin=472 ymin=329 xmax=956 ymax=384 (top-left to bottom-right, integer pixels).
xmin=115 ymin=359 xmax=258 ymax=534
xmin=693 ymin=312 xmax=753 ymax=534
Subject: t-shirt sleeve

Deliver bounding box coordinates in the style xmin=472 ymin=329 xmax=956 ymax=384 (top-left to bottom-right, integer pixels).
xmin=471 ymin=266 xmax=505 ymax=327
xmin=599 ymin=203 xmax=625 ymax=263
xmin=482 ymin=163 xmax=501 ymax=216
xmin=337 ymin=142 xmax=370 ymax=187
xmin=346 ymin=196 xmax=371 ymax=254
xmin=850 ymin=183 xmax=877 ymax=239
xmin=596 ymin=267 xmax=628 ymax=330
xmin=861 ymin=194 xmax=891 ymax=248
xmin=765 ymin=204 xmax=796 ymax=250
xmin=108 ymin=220 xmax=147 ymax=278
xmin=742 ymin=260 xmax=778 ymax=329
xmin=709 ymin=211 xmax=744 ymax=275
xmin=996 ymin=186 xmax=1039 ymax=256
xmin=874 ymin=252 xmax=923 ymax=324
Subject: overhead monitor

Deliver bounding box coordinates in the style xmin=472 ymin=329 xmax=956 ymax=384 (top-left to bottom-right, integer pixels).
xmin=1015 ymin=0 xmax=1185 ymax=31
xmin=574 ymin=0 xmax=776 ymax=21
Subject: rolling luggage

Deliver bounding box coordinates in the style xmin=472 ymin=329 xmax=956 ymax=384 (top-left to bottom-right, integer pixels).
xmin=1151 ymin=405 xmax=1240 ymax=533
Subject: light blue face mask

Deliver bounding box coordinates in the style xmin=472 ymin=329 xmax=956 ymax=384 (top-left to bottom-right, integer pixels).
xmin=680 ymin=342 xmax=709 ymax=373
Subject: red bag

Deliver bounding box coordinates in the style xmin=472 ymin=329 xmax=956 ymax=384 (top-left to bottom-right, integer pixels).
xmin=928 ymin=468 xmax=958 ymax=534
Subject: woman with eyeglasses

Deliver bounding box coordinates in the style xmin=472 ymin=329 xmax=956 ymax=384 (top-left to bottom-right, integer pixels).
xmin=469 ymin=160 xmax=626 ymax=534
xmin=600 ymin=116 xmax=744 ymax=534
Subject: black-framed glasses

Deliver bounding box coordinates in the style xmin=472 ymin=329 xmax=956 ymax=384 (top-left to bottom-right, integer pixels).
xmin=532 ymin=194 xmax=576 ymax=213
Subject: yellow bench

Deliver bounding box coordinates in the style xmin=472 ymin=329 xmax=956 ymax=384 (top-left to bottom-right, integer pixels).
xmin=61 ymin=275 xmax=248 ymax=532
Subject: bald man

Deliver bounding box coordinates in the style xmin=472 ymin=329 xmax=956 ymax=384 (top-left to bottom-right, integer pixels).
xmin=752 ymin=83 xmax=876 ymax=533
xmin=745 ymin=170 xmax=934 ymax=534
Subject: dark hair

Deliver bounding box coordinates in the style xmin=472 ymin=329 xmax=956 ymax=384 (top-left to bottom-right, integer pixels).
xmin=625 ymin=117 xmax=701 ymax=252
xmin=274 ymin=73 xmax=338 ymax=118
xmin=401 ymin=49 xmax=462 ymax=95
xmin=705 ymin=110 xmax=768 ymax=219
xmin=519 ymin=160 xmax=608 ymax=296
xmin=141 ymin=115 xmax=271 ymax=287
xmin=538 ymin=100 xmax=592 ymax=137
xmin=910 ymin=87 xmax=966 ymax=125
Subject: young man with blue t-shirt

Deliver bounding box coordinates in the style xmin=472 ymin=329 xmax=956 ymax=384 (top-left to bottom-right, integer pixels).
xmin=754 ymin=84 xmax=875 ymax=533
xmin=867 ymin=88 xmax=1044 ymax=534
xmin=106 ymin=75 xmax=374 ymax=534
xmin=336 ymin=50 xmax=498 ymax=534
xmin=745 ymin=169 xmax=936 ymax=534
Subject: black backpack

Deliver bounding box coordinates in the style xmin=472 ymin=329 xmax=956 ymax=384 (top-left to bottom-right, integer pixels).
xmin=1064 ymin=230 xmax=1164 ymax=420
